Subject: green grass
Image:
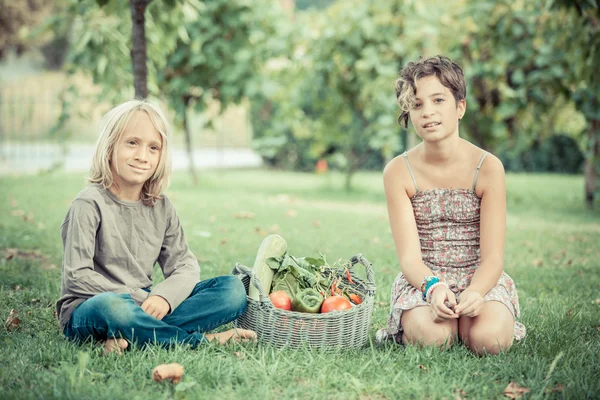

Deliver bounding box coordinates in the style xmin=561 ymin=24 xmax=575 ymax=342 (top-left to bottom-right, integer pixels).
xmin=1 ymin=170 xmax=599 ymax=399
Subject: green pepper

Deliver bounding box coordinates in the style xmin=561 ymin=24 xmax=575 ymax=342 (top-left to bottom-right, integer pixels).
xmin=292 ymin=288 xmax=323 ymax=313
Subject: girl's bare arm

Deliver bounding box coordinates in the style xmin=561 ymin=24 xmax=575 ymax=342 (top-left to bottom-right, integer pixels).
xmin=468 ymin=154 xmax=507 ymax=296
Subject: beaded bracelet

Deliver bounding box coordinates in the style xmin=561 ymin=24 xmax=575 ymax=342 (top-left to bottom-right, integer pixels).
xmin=421 ymin=276 xmax=440 ymax=301
xmin=425 ymin=281 xmax=449 ymax=303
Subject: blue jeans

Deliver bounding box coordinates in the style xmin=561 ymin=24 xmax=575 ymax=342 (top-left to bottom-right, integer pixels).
xmin=64 ymin=276 xmax=247 ymax=348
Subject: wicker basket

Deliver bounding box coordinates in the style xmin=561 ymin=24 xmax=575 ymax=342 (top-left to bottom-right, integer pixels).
xmin=231 ymin=254 xmax=376 ymax=350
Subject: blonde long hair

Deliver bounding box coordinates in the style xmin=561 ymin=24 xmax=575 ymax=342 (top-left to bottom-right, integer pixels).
xmin=88 ymin=99 xmax=173 ymax=206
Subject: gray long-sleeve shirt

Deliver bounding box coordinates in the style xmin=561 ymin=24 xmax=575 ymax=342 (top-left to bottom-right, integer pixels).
xmin=56 ymin=184 xmax=200 ymax=332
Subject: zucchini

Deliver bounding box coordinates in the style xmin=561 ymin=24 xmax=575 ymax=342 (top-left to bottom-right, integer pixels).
xmin=248 ymin=234 xmax=288 ymax=300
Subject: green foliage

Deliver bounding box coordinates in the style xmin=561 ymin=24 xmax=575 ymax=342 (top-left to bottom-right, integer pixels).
xmin=500 ymin=134 xmax=584 ymax=174
xmin=157 ymin=0 xmax=287 ymax=126
xmin=46 ymin=0 xmax=286 ymax=129
xmin=251 ymin=0 xmax=408 ymax=188
xmin=448 ymin=0 xmax=569 ymax=151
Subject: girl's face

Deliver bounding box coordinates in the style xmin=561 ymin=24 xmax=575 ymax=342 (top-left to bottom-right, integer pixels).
xmin=409 ymin=75 xmax=465 ymax=143
xmin=110 ymin=111 xmax=162 ymax=197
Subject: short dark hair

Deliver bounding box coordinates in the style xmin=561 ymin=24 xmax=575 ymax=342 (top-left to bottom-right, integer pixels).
xmin=395 ymin=55 xmax=466 ymax=128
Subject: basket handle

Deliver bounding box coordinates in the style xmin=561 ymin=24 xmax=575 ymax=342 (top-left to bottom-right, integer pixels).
xmin=350 ymin=254 xmax=376 ymax=294
xmin=232 ymin=262 xmax=270 ymax=302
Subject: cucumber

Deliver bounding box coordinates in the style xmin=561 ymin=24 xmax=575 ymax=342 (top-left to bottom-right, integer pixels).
xmin=248 ymin=234 xmax=288 ymax=300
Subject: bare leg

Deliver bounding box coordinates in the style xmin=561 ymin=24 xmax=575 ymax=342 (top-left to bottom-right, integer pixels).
xmin=103 ymin=338 xmax=128 ymax=355
xmin=459 ymin=301 xmax=514 ymax=356
xmin=401 ymin=306 xmax=458 ymax=349
xmin=204 ymin=328 xmax=257 ymax=345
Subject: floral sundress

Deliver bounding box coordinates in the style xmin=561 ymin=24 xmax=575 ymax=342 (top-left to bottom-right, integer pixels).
xmin=376 ymin=153 xmax=526 ymax=343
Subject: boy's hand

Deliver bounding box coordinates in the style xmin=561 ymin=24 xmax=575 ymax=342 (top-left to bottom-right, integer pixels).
xmin=142 ymin=295 xmax=171 ymax=320
xmin=454 ymin=290 xmax=484 ymax=317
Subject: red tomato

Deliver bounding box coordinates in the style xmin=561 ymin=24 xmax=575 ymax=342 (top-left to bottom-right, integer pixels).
xmin=269 ymin=290 xmax=292 ymax=311
xmin=348 ymin=294 xmax=362 ymax=305
xmin=321 ymin=295 xmax=352 ymax=313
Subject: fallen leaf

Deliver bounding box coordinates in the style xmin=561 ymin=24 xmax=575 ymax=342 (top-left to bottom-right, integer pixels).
xmin=454 ymin=388 xmax=467 ymax=400
xmin=566 ymin=309 xmax=573 ymax=317
xmin=5 ymin=248 xmax=17 ymax=261
xmin=545 ymin=384 xmax=564 ymax=394
xmin=522 ymin=240 xmax=533 ymax=248
xmin=594 ymin=298 xmax=600 ymax=305
xmin=233 ymin=351 xmax=246 ymax=359
xmin=312 ymin=220 xmax=321 ymax=228
xmin=11 ymin=210 xmax=25 ymax=217
xmin=532 ymin=259 xmax=543 ymax=267
xmin=578 ymin=269 xmax=583 ymax=277
xmin=268 ymin=224 xmax=280 ymax=233
xmin=23 ymin=213 xmax=34 ymax=223
xmin=220 ymin=239 xmax=228 ymax=246
xmin=596 ymin=326 xmax=600 ymax=331
xmin=503 ymin=381 xmax=530 ymax=399
xmin=233 ymin=211 xmax=255 ymax=219
xmin=2 ymin=249 xmax=53 ymax=269
xmin=568 ymin=235 xmax=576 ymax=242
xmin=5 ymin=309 xmax=21 ymax=331
xmin=566 ymin=259 xmax=573 ymax=266
xmin=286 ymin=209 xmax=298 ymax=218
xmin=152 ymin=363 xmax=184 ymax=383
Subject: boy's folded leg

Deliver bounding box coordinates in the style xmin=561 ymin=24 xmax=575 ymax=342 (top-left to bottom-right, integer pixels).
xmin=161 ymin=275 xmax=248 ymax=334
xmin=64 ymin=292 xmax=205 ymax=348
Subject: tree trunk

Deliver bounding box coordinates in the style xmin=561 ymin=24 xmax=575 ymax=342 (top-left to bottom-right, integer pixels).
xmin=584 ymin=119 xmax=600 ymax=208
xmin=130 ymin=0 xmax=152 ymax=99
xmin=344 ymin=162 xmax=356 ymax=191
xmin=182 ymin=96 xmax=198 ymax=185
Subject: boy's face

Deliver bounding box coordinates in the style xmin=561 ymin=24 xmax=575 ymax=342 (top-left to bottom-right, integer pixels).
xmin=409 ymin=75 xmax=465 ymax=143
xmin=110 ymin=111 xmax=162 ymax=197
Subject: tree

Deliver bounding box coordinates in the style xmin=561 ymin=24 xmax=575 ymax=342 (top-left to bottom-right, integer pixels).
xmin=48 ymin=0 xmax=285 ymax=181
xmin=548 ymin=0 xmax=600 ymax=207
xmin=252 ymin=0 xmax=410 ymax=190
xmin=0 ymin=0 xmax=51 ymax=59
xmin=129 ymin=0 xmax=152 ymax=99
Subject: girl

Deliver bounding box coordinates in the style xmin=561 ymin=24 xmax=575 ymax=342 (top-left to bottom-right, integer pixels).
xmin=376 ymin=56 xmax=526 ymax=355
xmin=56 ymin=99 xmax=255 ymax=354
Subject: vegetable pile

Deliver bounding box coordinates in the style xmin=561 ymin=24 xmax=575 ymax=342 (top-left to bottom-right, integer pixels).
xmin=250 ymin=235 xmax=364 ymax=314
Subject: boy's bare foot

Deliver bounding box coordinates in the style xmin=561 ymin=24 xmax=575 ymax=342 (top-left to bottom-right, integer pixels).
xmin=205 ymin=329 xmax=257 ymax=345
xmin=103 ymin=338 xmax=128 ymax=355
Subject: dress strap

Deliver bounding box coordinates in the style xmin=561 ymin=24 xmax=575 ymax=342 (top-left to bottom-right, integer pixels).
xmin=402 ymin=152 xmax=419 ymax=192
xmin=471 ymin=151 xmax=489 ymax=191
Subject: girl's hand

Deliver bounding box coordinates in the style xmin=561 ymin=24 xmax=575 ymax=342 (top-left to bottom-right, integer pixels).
xmin=142 ymin=295 xmax=171 ymax=320
xmin=429 ymin=286 xmax=458 ymax=322
xmin=454 ymin=290 xmax=485 ymax=317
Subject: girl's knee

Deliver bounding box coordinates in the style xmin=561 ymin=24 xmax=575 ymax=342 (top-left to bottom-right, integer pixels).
xmin=466 ymin=325 xmax=513 ymax=355
xmin=403 ymin=325 xmax=456 ymax=349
